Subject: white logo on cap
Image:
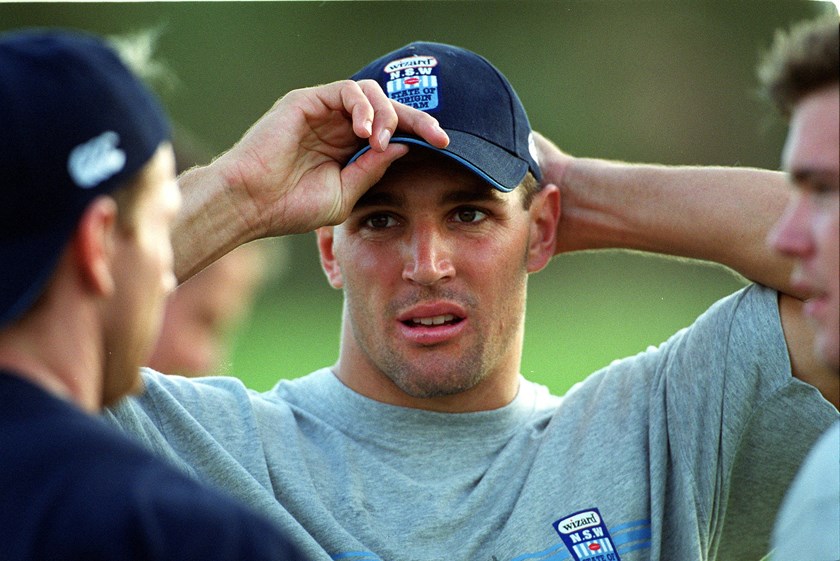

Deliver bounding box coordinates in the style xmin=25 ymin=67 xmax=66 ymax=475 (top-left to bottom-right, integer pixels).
xmin=68 ymin=131 xmax=127 ymax=189
xmin=528 ymin=132 xmax=540 ymax=167
xmin=383 ymin=55 xmax=438 ymax=74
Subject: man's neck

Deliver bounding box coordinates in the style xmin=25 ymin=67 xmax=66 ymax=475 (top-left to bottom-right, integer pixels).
xmin=0 ymin=321 xmax=101 ymax=413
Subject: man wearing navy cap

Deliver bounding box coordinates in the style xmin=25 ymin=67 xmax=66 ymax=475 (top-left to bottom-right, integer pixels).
xmin=109 ymin=39 xmax=837 ymax=560
xmin=0 ymin=29 xmax=446 ymax=560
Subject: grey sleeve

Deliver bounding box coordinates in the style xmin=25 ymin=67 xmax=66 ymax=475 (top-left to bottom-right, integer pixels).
xmin=650 ymin=284 xmax=838 ymax=557
xmin=103 ymin=369 xmax=279 ymax=509
xmin=658 ymin=285 xmax=792 ymax=493
xmin=104 ymin=370 xmax=201 ymax=477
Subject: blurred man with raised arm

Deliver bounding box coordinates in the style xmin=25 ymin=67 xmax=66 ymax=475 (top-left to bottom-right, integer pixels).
xmin=760 ymin=15 xmax=839 ymax=561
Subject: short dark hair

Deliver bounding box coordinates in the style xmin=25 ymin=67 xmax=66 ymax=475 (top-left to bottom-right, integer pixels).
xmin=518 ymin=171 xmax=542 ymax=210
xmin=758 ymin=14 xmax=839 ymax=118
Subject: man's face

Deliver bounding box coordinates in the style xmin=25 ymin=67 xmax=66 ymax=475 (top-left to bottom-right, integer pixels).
xmin=318 ymin=150 xmax=556 ymax=412
xmin=148 ymin=244 xmax=265 ymax=376
xmin=769 ymin=84 xmax=840 ymax=371
xmin=101 ymin=144 xmax=181 ymax=405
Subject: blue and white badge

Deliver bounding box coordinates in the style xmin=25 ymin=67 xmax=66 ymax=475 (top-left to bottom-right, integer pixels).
xmin=554 ymin=508 xmax=622 ymax=561
xmin=382 ymin=55 xmax=439 ymax=111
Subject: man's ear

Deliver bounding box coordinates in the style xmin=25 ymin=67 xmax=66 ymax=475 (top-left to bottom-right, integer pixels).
xmin=316 ymin=226 xmax=344 ymax=289
xmin=526 ymin=184 xmax=560 ymax=273
xmin=72 ymin=196 xmax=119 ymax=297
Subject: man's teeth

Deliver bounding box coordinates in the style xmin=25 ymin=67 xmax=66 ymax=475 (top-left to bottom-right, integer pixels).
xmin=411 ymin=314 xmax=455 ymax=326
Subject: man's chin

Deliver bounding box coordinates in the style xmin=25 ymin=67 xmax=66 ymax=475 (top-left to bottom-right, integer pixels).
xmin=392 ymin=368 xmax=484 ymax=400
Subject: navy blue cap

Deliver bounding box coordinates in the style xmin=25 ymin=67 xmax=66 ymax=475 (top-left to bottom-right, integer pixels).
xmin=348 ymin=41 xmax=541 ymax=192
xmin=0 ymin=29 xmax=170 ymax=326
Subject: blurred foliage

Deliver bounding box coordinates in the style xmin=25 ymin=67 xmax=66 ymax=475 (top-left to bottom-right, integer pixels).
xmin=1 ymin=1 xmax=833 ymax=393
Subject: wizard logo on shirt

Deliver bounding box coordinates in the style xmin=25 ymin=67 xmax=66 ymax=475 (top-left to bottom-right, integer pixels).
xmin=553 ymin=508 xmax=622 ymax=561
xmin=382 ymin=55 xmax=440 ymax=111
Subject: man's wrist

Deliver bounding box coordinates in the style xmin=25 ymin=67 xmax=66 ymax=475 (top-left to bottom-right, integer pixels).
xmin=173 ymin=159 xmax=257 ymax=282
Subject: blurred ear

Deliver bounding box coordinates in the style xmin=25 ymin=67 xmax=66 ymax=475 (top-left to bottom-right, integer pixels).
xmin=72 ymin=196 xmax=118 ymax=297
xmin=526 ymin=184 xmax=560 ymax=273
xmin=316 ymin=226 xmax=344 ymax=289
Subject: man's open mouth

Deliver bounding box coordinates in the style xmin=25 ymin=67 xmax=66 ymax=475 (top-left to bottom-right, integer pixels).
xmin=404 ymin=314 xmax=462 ymax=327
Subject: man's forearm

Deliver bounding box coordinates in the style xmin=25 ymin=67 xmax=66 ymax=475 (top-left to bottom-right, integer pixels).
xmin=555 ymin=158 xmax=803 ymax=297
xmin=172 ymin=160 xmax=256 ymax=283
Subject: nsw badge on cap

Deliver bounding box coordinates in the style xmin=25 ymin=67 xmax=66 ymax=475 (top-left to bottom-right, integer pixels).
xmin=383 ymin=55 xmax=440 ymax=111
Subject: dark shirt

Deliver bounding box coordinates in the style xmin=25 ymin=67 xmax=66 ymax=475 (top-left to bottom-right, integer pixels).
xmin=0 ymin=371 xmax=302 ymax=561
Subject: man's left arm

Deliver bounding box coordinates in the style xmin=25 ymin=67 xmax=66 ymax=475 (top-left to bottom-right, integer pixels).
xmin=535 ymin=132 xmax=838 ymax=408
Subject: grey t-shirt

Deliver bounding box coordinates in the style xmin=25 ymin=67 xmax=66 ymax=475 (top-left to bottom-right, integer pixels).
xmin=107 ymin=285 xmax=838 ymax=560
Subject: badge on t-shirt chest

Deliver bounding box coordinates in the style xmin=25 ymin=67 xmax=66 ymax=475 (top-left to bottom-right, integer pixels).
xmin=553 ymin=508 xmax=622 ymax=561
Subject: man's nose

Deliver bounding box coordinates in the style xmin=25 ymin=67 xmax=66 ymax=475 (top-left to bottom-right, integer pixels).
xmin=768 ymin=193 xmax=813 ymax=258
xmin=402 ymin=224 xmax=455 ymax=286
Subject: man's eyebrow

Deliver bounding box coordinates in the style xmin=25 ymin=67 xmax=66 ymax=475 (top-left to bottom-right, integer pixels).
xmin=440 ymin=187 xmax=507 ymax=205
xmin=352 ymin=185 xmax=506 ymax=210
xmin=353 ymin=190 xmax=405 ymax=209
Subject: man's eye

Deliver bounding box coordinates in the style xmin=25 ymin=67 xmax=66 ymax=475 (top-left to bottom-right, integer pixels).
xmin=814 ymin=182 xmax=840 ymax=196
xmin=365 ymin=214 xmax=397 ymax=229
xmin=453 ymin=208 xmax=487 ymax=223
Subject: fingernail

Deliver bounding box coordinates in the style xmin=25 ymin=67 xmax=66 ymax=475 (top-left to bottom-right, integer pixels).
xmin=363 ymin=120 xmax=373 ymax=136
xmin=378 ymin=128 xmax=391 ymax=147
xmin=436 ymin=124 xmax=449 ymax=145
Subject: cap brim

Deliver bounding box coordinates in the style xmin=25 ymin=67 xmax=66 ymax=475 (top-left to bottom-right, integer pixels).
xmin=347 ymin=130 xmax=529 ymax=193
xmin=0 ymin=225 xmax=73 ymax=327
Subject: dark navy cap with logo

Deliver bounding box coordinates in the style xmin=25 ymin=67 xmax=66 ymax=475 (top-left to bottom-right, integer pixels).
xmin=0 ymin=29 xmax=170 ymax=326
xmin=348 ymin=41 xmax=541 ymax=192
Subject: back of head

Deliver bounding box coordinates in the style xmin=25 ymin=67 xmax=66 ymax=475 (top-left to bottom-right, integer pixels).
xmin=759 ymin=14 xmax=840 ymax=117
xmin=0 ymin=29 xmax=170 ymax=326
xmin=348 ymin=41 xmax=541 ymax=193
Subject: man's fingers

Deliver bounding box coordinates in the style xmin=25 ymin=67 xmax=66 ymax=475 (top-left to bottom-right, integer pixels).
xmin=337 ymin=143 xmax=410 ymax=218
xmin=532 ymin=131 xmax=557 ymax=158
xmin=356 ymin=79 xmax=399 ymax=152
xmin=337 ymin=80 xmax=376 ymax=140
xmin=390 ymin=100 xmax=449 ymax=149
xmin=357 ymin=79 xmax=449 ymax=152
xmin=531 ymin=131 xmax=572 ymax=187
xmin=311 ymin=79 xmax=449 ymax=154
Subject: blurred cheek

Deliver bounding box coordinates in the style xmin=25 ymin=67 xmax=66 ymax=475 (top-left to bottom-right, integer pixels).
xmin=143 ymin=225 xmax=177 ymax=294
xmin=190 ymin=337 xmax=218 ymax=373
xmin=178 ymin=316 xmax=222 ymax=373
xmin=828 ymin=205 xmax=838 ymax=254
xmin=768 ymin=196 xmax=805 ymax=256
xmin=819 ymin=205 xmax=839 ymax=366
xmin=817 ymin=204 xmax=839 ymax=281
